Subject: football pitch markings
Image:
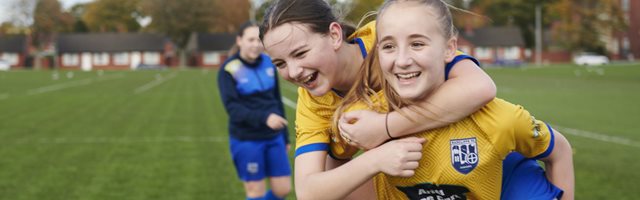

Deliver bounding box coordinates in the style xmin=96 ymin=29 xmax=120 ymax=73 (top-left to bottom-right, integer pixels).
xmin=26 ymin=73 xmax=125 ymax=95
xmin=281 ymin=96 xmax=297 ymax=109
xmin=552 ymin=124 xmax=640 ymax=148
xmin=280 ymin=82 xmax=298 ymax=109
xmin=134 ymin=72 xmax=178 ymax=94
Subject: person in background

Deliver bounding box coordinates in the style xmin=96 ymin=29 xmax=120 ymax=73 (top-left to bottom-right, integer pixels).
xmin=218 ymin=21 xmax=291 ymax=200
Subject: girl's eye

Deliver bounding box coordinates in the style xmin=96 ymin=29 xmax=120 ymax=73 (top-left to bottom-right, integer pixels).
xmin=295 ymin=50 xmax=308 ymax=58
xmin=411 ymin=42 xmax=426 ymax=48
xmin=274 ymin=62 xmax=286 ymax=69
xmin=380 ymin=43 xmax=395 ymax=50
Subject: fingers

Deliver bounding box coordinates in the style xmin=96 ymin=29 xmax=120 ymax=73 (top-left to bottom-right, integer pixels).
xmin=269 ymin=114 xmax=288 ymax=130
xmin=339 ymin=129 xmax=358 ymax=146
xmin=275 ymin=115 xmax=289 ymax=129
xmin=396 ymin=161 xmax=420 ymax=177
xmin=406 ymin=152 xmax=422 ymax=161
xmin=398 ymin=170 xmax=416 ymax=177
xmin=404 ymin=161 xmax=419 ymax=169
xmin=395 ymin=160 xmax=421 ymax=177
xmin=340 ymin=110 xmax=361 ymax=123
xmin=278 ymin=117 xmax=288 ymax=126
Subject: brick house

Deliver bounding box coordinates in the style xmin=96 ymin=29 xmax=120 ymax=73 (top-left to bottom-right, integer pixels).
xmin=0 ymin=35 xmax=29 ymax=69
xmin=185 ymin=32 xmax=235 ymax=68
xmin=56 ymin=33 xmax=175 ymax=70
xmin=458 ymin=27 xmax=526 ymax=66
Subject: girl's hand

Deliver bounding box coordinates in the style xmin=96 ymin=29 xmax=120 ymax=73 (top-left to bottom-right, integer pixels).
xmin=266 ymin=113 xmax=288 ymax=130
xmin=339 ymin=110 xmax=389 ymax=150
xmin=366 ymin=137 xmax=425 ymax=177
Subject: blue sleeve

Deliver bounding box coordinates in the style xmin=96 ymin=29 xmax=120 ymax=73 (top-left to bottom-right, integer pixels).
xmin=217 ymin=68 xmax=271 ymax=127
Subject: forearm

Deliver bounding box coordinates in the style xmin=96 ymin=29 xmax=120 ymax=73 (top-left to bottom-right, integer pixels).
xmin=388 ymin=77 xmax=495 ymax=137
xmin=295 ymin=153 xmax=378 ymax=199
xmin=543 ymin=130 xmax=574 ymax=200
xmin=387 ymin=60 xmax=495 ymax=138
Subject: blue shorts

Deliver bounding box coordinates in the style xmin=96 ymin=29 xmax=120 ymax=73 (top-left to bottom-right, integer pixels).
xmin=229 ymin=134 xmax=291 ymax=182
xmin=501 ymin=152 xmax=564 ymax=200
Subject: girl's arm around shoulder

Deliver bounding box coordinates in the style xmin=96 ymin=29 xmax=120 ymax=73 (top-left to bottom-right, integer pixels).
xmin=540 ymin=129 xmax=575 ymax=200
xmin=339 ymin=59 xmax=496 ymax=149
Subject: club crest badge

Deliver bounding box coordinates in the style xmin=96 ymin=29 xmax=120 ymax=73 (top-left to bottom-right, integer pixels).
xmin=450 ymin=137 xmax=479 ymax=174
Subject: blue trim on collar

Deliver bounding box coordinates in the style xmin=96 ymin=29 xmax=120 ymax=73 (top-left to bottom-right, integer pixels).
xmin=352 ymin=38 xmax=367 ymax=58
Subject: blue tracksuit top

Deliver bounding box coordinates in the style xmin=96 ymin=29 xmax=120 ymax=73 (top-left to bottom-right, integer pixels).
xmin=217 ymin=53 xmax=289 ymax=144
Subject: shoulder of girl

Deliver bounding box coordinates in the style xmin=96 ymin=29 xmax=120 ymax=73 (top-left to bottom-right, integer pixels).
xmin=471 ymin=98 xmax=520 ymax=132
xmin=223 ymin=59 xmax=242 ymax=74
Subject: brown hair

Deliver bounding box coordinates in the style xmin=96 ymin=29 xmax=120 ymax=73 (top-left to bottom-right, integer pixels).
xmin=228 ymin=21 xmax=259 ymax=57
xmin=259 ymin=0 xmax=359 ymax=145
xmin=259 ymin=0 xmax=355 ymax=42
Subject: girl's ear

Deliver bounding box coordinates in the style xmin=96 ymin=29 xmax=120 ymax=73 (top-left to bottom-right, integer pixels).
xmin=236 ymin=35 xmax=242 ymax=46
xmin=444 ymin=37 xmax=458 ymax=62
xmin=328 ymin=22 xmax=344 ymax=50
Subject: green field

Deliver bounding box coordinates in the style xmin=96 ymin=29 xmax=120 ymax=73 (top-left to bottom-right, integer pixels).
xmin=0 ymin=63 xmax=638 ymax=199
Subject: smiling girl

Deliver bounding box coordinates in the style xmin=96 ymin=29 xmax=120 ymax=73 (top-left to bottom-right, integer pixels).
xmin=335 ymin=0 xmax=574 ymax=199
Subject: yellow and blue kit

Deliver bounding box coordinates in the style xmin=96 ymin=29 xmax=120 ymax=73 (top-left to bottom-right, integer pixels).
xmin=293 ymin=21 xmax=478 ymax=159
xmin=344 ymin=92 xmax=557 ymax=199
xmin=292 ymin=21 xmax=562 ymax=199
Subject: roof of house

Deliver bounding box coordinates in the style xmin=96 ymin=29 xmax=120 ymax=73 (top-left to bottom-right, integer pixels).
xmin=0 ymin=35 xmax=27 ymax=52
xmin=187 ymin=32 xmax=236 ymax=52
xmin=461 ymin=27 xmax=525 ymax=47
xmin=57 ymin=33 xmax=167 ymax=53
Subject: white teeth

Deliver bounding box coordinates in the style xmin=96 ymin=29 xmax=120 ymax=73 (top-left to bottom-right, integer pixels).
xmin=301 ymin=73 xmax=315 ymax=84
xmin=396 ymin=72 xmax=420 ymax=79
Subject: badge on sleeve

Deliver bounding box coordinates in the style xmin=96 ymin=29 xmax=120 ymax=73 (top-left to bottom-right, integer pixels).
xmin=531 ymin=116 xmax=542 ymax=138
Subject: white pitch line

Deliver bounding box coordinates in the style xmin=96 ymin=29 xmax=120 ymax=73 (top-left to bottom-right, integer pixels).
xmin=5 ymin=136 xmax=227 ymax=145
xmin=134 ymin=73 xmax=178 ymax=94
xmin=552 ymin=124 xmax=640 ymax=148
xmin=282 ymin=96 xmax=297 ymax=109
xmin=27 ymin=78 xmax=93 ymax=95
xmin=26 ymin=74 xmax=125 ymax=95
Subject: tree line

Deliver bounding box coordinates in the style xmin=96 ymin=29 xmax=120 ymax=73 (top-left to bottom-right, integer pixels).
xmin=0 ymin=0 xmax=628 ymax=54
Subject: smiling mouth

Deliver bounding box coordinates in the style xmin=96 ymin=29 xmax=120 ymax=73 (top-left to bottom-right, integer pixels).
xmin=300 ymin=71 xmax=319 ymax=87
xmin=396 ymin=72 xmax=421 ymax=80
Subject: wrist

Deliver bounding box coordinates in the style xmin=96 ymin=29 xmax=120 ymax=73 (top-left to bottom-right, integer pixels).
xmin=359 ymin=148 xmax=384 ymax=174
xmin=385 ymin=112 xmax=395 ymax=140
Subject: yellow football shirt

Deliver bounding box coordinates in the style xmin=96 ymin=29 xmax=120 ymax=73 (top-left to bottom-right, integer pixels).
xmin=344 ymin=92 xmax=555 ymax=200
xmin=292 ymin=21 xmax=376 ymax=159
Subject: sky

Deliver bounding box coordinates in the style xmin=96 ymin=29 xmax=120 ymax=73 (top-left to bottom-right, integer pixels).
xmin=0 ymin=0 xmax=95 ymax=24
